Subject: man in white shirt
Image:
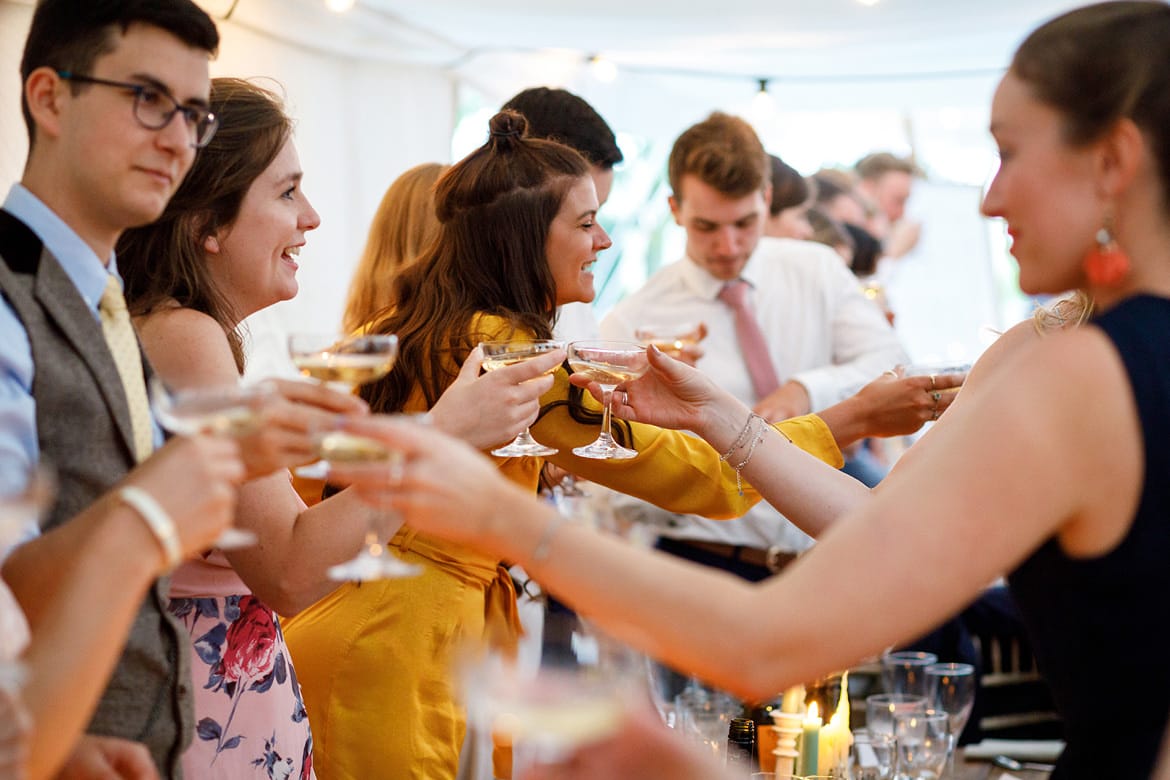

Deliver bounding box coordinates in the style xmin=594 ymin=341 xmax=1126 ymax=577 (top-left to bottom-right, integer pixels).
xmin=602 ymin=112 xmax=907 ymax=576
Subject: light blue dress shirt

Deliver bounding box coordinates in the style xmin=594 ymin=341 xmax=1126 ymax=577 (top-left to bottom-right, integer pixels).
xmin=0 ymin=184 xmax=148 ymax=553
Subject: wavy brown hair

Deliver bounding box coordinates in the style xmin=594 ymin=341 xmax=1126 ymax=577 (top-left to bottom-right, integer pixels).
xmin=361 ymin=110 xmax=589 ymax=413
xmin=118 ymin=77 xmax=292 ymax=373
xmin=342 ymin=163 xmax=447 ymax=334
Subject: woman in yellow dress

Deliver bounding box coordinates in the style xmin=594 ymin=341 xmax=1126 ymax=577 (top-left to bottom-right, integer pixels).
xmin=282 ymin=109 xmax=925 ymax=779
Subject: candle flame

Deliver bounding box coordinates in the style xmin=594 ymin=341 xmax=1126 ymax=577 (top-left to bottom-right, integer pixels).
xmin=808 ymin=701 xmax=819 ymax=721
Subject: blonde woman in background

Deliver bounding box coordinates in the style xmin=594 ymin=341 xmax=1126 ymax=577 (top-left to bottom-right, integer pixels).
xmin=342 ymin=163 xmax=448 ymax=333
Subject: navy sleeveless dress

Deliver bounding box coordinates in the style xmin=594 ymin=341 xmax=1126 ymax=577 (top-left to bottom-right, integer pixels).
xmin=1008 ymin=295 xmax=1170 ymax=779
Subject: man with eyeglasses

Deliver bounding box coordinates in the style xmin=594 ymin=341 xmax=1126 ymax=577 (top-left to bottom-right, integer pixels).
xmin=0 ymin=2 xmax=245 ymax=777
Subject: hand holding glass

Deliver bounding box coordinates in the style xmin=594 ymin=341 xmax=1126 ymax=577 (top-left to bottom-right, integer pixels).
xmin=288 ymin=333 xmax=398 ymax=477
xmin=567 ymin=340 xmax=650 ymax=460
xmin=479 ymin=340 xmax=563 ymax=457
xmin=150 ymin=378 xmax=277 ymax=549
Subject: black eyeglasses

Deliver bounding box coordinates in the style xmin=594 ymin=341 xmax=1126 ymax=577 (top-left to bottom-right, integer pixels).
xmin=56 ymin=71 xmax=219 ymax=149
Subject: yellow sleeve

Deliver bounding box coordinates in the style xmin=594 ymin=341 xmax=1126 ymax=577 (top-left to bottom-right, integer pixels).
xmin=530 ymin=369 xmax=843 ymax=521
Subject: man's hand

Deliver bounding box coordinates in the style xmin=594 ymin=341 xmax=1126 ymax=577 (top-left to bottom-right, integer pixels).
xmin=753 ymin=380 xmax=810 ymax=422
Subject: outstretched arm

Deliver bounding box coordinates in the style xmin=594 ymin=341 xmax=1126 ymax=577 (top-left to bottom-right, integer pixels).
xmin=332 ymin=326 xmax=1135 ymax=702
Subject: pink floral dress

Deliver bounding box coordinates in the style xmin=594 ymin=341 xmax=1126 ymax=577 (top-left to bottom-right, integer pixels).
xmin=169 ymin=553 xmax=314 ymax=780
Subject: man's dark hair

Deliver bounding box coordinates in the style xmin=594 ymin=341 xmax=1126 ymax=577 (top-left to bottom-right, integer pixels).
xmin=502 ymin=87 xmax=623 ymax=170
xmin=20 ymin=0 xmax=219 ymax=145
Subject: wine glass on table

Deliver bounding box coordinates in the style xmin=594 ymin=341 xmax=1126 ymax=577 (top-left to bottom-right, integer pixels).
xmin=479 ymin=340 xmax=564 ymax=457
xmin=149 ymin=378 xmax=279 ymax=549
xmin=566 ymin=340 xmax=650 ymax=460
xmin=926 ymin=662 xmax=976 ymax=742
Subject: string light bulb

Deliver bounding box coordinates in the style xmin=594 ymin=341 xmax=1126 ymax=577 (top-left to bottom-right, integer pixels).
xmin=325 ymin=0 xmax=356 ymax=12
xmin=751 ymin=78 xmax=777 ymax=120
xmin=588 ymin=54 xmax=618 ymax=83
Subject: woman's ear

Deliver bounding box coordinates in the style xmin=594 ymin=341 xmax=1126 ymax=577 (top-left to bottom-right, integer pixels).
xmin=1097 ymin=117 xmax=1143 ymax=200
xmin=203 ymin=234 xmax=220 ymax=254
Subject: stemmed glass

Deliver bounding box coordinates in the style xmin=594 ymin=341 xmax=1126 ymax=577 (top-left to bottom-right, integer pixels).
xmin=633 ymin=322 xmax=703 ymax=359
xmin=149 ymin=377 xmax=276 ymax=550
xmin=926 ymin=662 xmax=976 ymax=740
xmin=479 ymin=340 xmax=563 ymax=457
xmin=287 ymin=333 xmax=399 ymax=479
xmin=319 ymin=411 xmax=425 ymax=582
xmin=457 ymin=606 xmax=636 ymax=778
xmin=566 ymin=340 xmax=650 ymax=460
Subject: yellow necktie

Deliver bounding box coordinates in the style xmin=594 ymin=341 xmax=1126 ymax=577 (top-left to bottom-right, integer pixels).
xmin=100 ymin=274 xmax=154 ymax=462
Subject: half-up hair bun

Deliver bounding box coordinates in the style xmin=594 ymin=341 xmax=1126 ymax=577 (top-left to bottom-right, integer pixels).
xmin=488 ymin=110 xmax=528 ymax=148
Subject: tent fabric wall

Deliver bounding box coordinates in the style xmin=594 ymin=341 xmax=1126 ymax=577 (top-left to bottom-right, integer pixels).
xmin=0 ymin=0 xmax=456 ymax=378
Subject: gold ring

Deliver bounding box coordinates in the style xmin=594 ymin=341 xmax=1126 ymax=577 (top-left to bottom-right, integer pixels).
xmin=883 ymin=368 xmax=898 ymax=378
xmin=929 ymin=374 xmax=937 ymax=390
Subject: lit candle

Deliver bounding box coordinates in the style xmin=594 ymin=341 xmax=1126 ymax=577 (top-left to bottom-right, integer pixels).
xmin=819 ymin=673 xmax=853 ymax=773
xmin=799 ymin=701 xmax=821 ymax=776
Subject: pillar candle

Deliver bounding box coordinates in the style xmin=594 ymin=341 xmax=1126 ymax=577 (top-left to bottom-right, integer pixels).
xmin=799 ymin=701 xmax=821 ymax=776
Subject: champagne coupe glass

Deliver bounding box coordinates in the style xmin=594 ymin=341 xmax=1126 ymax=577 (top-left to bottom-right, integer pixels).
xmin=633 ymin=322 xmax=703 ymax=359
xmin=287 ymin=333 xmax=399 ymax=480
xmin=320 ymin=412 xmax=425 ymax=582
xmin=926 ymin=662 xmax=976 ymax=739
xmin=457 ymin=605 xmax=637 ymax=778
xmin=479 ymin=340 xmax=564 ymax=457
xmin=566 ymin=340 xmax=650 ymax=460
xmin=149 ymin=377 xmax=280 ymax=549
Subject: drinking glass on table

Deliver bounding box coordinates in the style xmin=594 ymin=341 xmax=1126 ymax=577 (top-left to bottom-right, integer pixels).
xmin=479 ymin=340 xmax=564 ymax=457
xmin=866 ymin=693 xmax=928 ymax=739
xmin=567 ymin=340 xmax=650 ymax=460
xmin=851 ymin=728 xmax=897 ymax=780
xmin=894 ymin=709 xmax=951 ymax=780
xmin=287 ymin=333 xmax=398 ymax=479
xmin=882 ymin=649 xmax=938 ymax=697
xmin=149 ymin=378 xmax=277 ymax=549
xmin=926 ymin=662 xmax=976 ymax=739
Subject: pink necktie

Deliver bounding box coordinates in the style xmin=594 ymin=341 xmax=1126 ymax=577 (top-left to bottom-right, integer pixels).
xmin=718 ymin=279 xmax=780 ymax=399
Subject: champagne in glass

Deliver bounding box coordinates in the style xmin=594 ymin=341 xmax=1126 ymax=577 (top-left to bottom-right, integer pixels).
xmin=148 ymin=377 xmax=275 ymax=549
xmin=633 ymin=322 xmax=703 ymax=359
xmin=288 ymin=333 xmax=398 ymax=473
xmin=479 ymin=340 xmax=563 ymax=458
xmin=289 ymin=333 xmax=418 ymax=581
xmin=457 ymin=607 xmax=634 ymax=777
xmin=567 ymin=340 xmax=650 ymax=460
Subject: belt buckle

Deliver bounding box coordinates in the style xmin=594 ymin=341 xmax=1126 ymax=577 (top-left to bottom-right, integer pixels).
xmin=765 ymin=545 xmax=786 ymax=574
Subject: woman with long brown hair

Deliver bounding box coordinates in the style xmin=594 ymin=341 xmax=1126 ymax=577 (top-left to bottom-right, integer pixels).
xmin=118 ymin=80 xmax=562 ymax=779
xmin=281 ymin=110 xmax=851 ymax=779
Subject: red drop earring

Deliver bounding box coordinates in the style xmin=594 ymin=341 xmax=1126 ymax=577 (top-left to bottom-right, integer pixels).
xmin=1083 ymin=221 xmax=1130 ymax=287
